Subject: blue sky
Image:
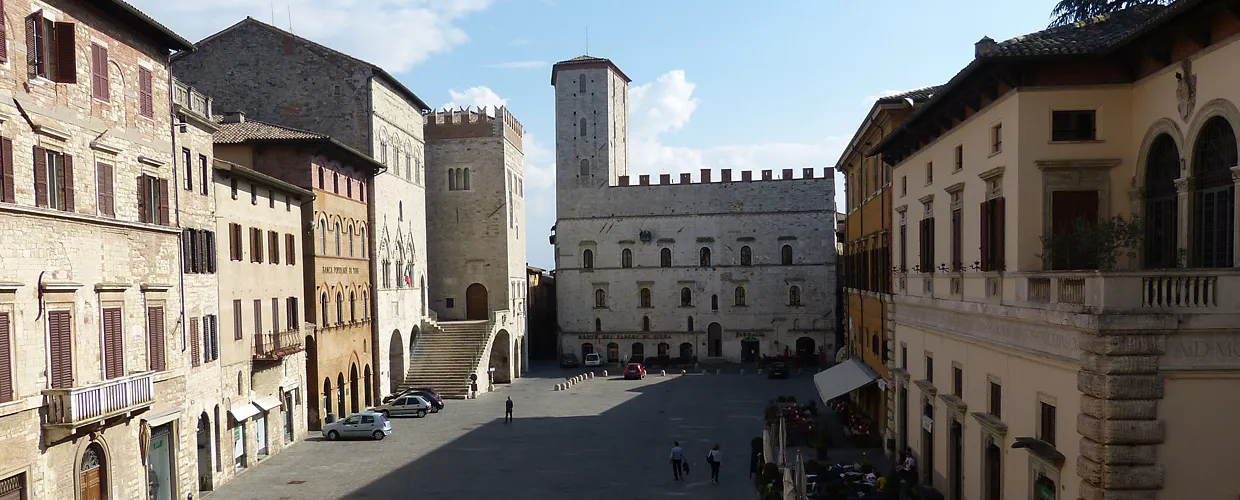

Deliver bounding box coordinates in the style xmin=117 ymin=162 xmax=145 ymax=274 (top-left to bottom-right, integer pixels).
xmin=134 ymin=0 xmax=1063 ymax=269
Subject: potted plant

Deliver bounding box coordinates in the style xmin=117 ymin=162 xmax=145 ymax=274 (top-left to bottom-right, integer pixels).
xmin=1039 ymin=215 xmax=1143 ymax=271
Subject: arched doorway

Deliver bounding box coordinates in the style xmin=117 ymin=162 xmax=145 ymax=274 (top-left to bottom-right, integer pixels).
xmin=322 ymin=378 xmax=332 ymax=422
xmin=581 ymin=342 xmax=594 ymax=357
xmin=363 ymin=365 xmax=372 ymax=407
xmin=796 ymin=337 xmax=816 ymax=358
xmin=80 ymin=443 xmax=106 ymax=500
xmin=741 ymin=337 xmax=760 ymax=362
xmin=489 ymin=329 xmax=512 ymax=383
xmin=631 ymin=342 xmax=645 ymax=363
xmin=349 ymin=364 xmax=360 ymax=413
xmin=305 ymin=336 xmax=320 ymax=430
xmin=679 ymin=342 xmax=694 ymax=359
xmin=657 ymin=342 xmax=670 ymax=357
xmin=196 ymin=413 xmax=213 ymax=492
xmin=336 ymin=373 xmax=346 ymax=418
xmin=388 ymin=330 xmax=404 ymax=397
xmin=514 ymin=339 xmax=522 ymax=378
xmin=707 ymin=323 xmax=722 ymax=357
xmin=466 ymin=283 xmax=488 ymax=320
xmin=606 ymin=342 xmax=619 ymax=363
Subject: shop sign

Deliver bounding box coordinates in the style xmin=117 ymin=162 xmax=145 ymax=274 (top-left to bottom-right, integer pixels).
xmin=921 ymin=415 xmax=934 ymax=433
xmin=733 ymin=331 xmax=767 ymax=338
xmin=577 ymin=333 xmax=672 ymax=340
xmin=321 ymin=266 xmax=361 ymax=275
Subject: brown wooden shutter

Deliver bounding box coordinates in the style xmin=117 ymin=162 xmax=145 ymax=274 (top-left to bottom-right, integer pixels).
xmin=61 ymin=154 xmax=72 ymax=211
xmin=206 ymin=231 xmax=216 ymax=273
xmin=995 ymin=197 xmax=1006 ymax=271
xmin=26 ymin=12 xmax=41 ymax=79
xmin=272 ymin=298 xmax=280 ymax=333
xmin=0 ymin=138 xmax=10 ymax=203
xmin=147 ymin=307 xmax=165 ymax=371
xmin=48 ymin=310 xmax=73 ymax=389
xmin=233 ymin=300 xmax=242 ymax=340
xmin=53 ymin=22 xmax=75 ymax=83
xmin=33 ymin=146 xmax=46 ymax=207
xmin=97 ymin=162 xmax=113 ymax=217
xmin=102 ymin=308 xmax=123 ymax=379
xmin=189 ymin=316 xmax=200 ymax=367
xmin=0 ymin=312 xmax=12 ymax=403
xmin=287 ymin=234 xmax=296 ymax=265
xmin=181 ymin=229 xmax=192 ymax=273
xmin=136 ymin=175 xmax=147 ymax=223
xmin=928 ymin=218 xmax=936 ymax=272
xmin=157 ymin=178 xmax=169 ymax=225
xmin=209 ymin=316 xmax=218 ymax=361
xmin=980 ymin=201 xmax=991 ymax=271
xmin=196 ymin=230 xmax=208 ymax=273
xmin=138 ymin=67 xmax=153 ymax=117
xmin=0 ymin=0 xmax=9 ymax=62
xmin=90 ymin=43 xmax=107 ymax=100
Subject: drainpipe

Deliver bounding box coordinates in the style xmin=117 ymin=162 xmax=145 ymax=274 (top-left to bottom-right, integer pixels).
xmin=167 ymin=53 xmax=186 ymax=353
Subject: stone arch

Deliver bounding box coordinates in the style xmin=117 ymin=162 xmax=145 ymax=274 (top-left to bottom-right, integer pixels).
xmin=1183 ymin=98 xmax=1240 ymax=173
xmin=1134 ymin=118 xmax=1187 ymax=193
xmin=388 ymin=330 xmax=404 ymax=396
xmin=335 ymin=372 xmax=346 ymax=417
xmin=363 ymin=365 xmax=373 ymax=407
xmin=196 ymin=412 xmax=213 ymax=491
xmin=74 ymin=437 xmax=113 ymax=500
xmin=490 ymin=329 xmax=512 ymax=384
xmin=466 ymin=283 xmax=488 ymax=320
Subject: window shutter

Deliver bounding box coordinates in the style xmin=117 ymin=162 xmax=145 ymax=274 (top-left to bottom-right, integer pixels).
xmin=196 ymin=230 xmax=208 ymax=273
xmin=0 ymin=312 xmax=12 ymax=403
xmin=0 ymin=138 xmax=11 ymax=203
xmin=60 ymin=154 xmax=72 ymax=211
xmin=181 ymin=229 xmax=192 ymax=273
xmin=206 ymin=231 xmax=216 ymax=273
xmin=137 ymin=175 xmax=148 ymax=223
xmin=209 ymin=316 xmax=218 ymax=361
xmin=286 ymin=234 xmax=295 ymax=265
xmin=0 ymin=0 xmax=8 ymax=62
xmin=138 ymin=67 xmax=153 ymax=117
xmin=980 ymin=201 xmax=991 ymax=271
xmin=189 ymin=317 xmax=200 ymax=367
xmin=32 ymin=146 xmax=46 ymax=207
xmin=53 ymin=22 xmax=75 ymax=83
xmin=995 ymin=197 xmax=1006 ymax=271
xmin=233 ymin=300 xmax=242 ymax=341
xmin=26 ymin=12 xmax=41 ymax=79
xmin=928 ymin=218 xmax=936 ymax=272
xmin=103 ymin=308 xmax=123 ymax=379
xmin=157 ymin=178 xmax=169 ymax=225
xmin=90 ymin=43 xmax=108 ymax=100
xmin=97 ymin=162 xmax=113 ymax=217
xmin=147 ymin=307 xmax=165 ymax=371
xmin=48 ymin=310 xmax=73 ymax=389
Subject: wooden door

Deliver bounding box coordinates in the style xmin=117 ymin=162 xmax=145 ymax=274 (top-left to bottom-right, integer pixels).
xmin=465 ymin=284 xmax=487 ymax=320
xmin=80 ymin=467 xmax=101 ymax=500
xmin=1050 ymin=190 xmax=1099 ymax=270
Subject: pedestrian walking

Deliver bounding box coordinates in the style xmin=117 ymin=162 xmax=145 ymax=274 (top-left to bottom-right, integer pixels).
xmin=504 ymin=397 xmax=514 ymax=423
xmin=669 ymin=441 xmax=685 ymax=481
xmin=706 ymin=444 xmax=722 ymax=483
xmin=470 ymin=381 xmax=478 ymax=399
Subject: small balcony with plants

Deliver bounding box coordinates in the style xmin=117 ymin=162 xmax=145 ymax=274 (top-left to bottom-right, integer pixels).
xmin=253 ymin=329 xmax=304 ymax=362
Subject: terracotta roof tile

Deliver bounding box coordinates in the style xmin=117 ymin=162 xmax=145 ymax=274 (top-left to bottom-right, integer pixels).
xmin=213 ymin=120 xmax=327 ymax=144
xmin=985 ymin=5 xmax=1165 ymax=57
xmin=878 ymin=86 xmax=943 ymax=104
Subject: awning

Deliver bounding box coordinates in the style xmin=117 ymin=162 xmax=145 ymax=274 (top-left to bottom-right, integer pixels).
xmin=228 ymin=403 xmax=261 ymax=422
xmin=252 ymin=396 xmax=283 ymax=412
xmin=812 ymin=358 xmax=880 ymax=403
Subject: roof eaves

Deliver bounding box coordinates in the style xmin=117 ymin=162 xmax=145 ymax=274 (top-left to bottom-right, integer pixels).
xmin=96 ymin=0 xmax=194 ymax=51
xmin=213 ymin=158 xmax=315 ymax=200
xmin=1101 ymin=0 xmax=1208 ymax=55
xmin=867 ymin=59 xmax=987 ymax=158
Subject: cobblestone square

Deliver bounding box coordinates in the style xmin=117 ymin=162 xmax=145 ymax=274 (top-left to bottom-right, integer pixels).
xmin=200 ymin=364 xmax=821 ymax=500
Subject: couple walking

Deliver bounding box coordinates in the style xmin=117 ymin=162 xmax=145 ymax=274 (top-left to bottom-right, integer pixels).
xmin=669 ymin=442 xmax=722 ymax=483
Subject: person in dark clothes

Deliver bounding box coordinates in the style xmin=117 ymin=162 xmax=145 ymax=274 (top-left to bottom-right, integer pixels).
xmin=669 ymin=441 xmax=685 ymax=481
xmin=706 ymin=444 xmax=722 ymax=483
xmin=504 ymin=397 xmax=514 ymax=423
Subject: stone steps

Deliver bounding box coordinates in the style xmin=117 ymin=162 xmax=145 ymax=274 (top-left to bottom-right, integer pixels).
xmin=397 ymin=320 xmax=494 ymax=399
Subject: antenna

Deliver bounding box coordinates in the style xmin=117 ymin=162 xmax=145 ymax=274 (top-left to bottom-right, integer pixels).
xmin=287 ymin=5 xmax=294 ymax=34
xmin=270 ymin=2 xmax=275 ymax=25
xmin=585 ymin=26 xmax=590 ymax=56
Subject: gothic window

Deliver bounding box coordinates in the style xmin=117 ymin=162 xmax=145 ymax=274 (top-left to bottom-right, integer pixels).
xmin=680 ymin=287 xmax=691 ymax=306
xmin=362 ymin=291 xmax=368 ymax=320
xmin=334 ymin=222 xmax=341 ymax=256
xmin=579 ymin=117 xmax=587 ymax=137
xmin=320 ymin=293 xmax=328 ymax=326
xmin=1143 ymin=134 xmax=1180 ymax=268
xmin=333 ymin=172 xmax=339 ymax=193
xmin=621 ymin=248 xmax=633 ymax=268
xmin=582 ymin=249 xmax=594 ymax=269
xmin=642 ymin=316 xmax=650 ymax=332
xmin=734 ymin=286 xmax=746 ymax=306
xmin=782 ymin=244 xmax=794 ymax=265
xmin=699 ymin=247 xmax=712 ymax=267
xmin=789 ymin=286 xmax=802 ymax=306
xmin=399 ymin=201 xmax=403 ymax=221
xmin=463 ymin=168 xmax=471 ymax=190
xmin=405 ymin=154 xmax=412 ymax=180
xmin=348 ymin=230 xmax=354 ymax=257
xmin=660 ymin=248 xmax=671 ymax=267
xmin=740 ymin=245 xmax=752 ymax=266
xmin=395 ymin=261 xmax=404 ymax=288
xmin=361 ymin=228 xmax=367 ymax=255
xmin=580 ymin=159 xmax=589 ymax=176
xmin=1192 ymin=116 xmax=1236 ymax=268
xmin=318 ymin=220 xmax=326 ymax=255
xmin=335 ymin=293 xmax=343 ymax=325
xmin=639 ymin=288 xmax=652 ymax=308
xmin=350 ymin=292 xmax=356 ymax=322
xmin=594 ymin=289 xmax=606 ymax=308
xmin=382 ymin=261 xmax=391 ymax=288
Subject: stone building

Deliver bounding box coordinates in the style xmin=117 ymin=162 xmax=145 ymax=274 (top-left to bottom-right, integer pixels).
xmin=170 ymin=17 xmax=431 ymax=403
xmin=830 ymin=87 xmax=938 ymax=454
xmin=423 ymin=107 xmax=528 ymax=385
xmin=0 ymin=1 xmax=195 ymax=499
xmin=871 ymin=3 xmax=1240 ymax=499
xmin=213 ymin=114 xmax=382 ymax=429
xmin=526 ymin=266 xmax=557 ymax=361
xmin=205 ymin=158 xmax=311 ymax=491
xmin=551 ymin=56 xmax=837 ymax=364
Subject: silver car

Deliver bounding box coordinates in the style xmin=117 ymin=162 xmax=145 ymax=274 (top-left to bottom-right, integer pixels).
xmin=322 ymin=412 xmax=392 ymax=441
xmin=370 ymin=395 xmax=431 ymax=418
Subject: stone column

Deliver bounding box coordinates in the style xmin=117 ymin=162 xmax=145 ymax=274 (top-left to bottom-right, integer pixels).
xmin=1231 ymin=167 xmax=1240 ymax=267
xmin=1076 ymin=332 xmax=1166 ymax=500
xmin=1173 ymin=177 xmax=1191 ymax=263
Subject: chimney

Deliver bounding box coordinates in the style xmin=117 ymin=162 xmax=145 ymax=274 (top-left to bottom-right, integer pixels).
xmin=659 ymin=173 xmax=671 ymax=185
xmin=722 ymin=169 xmax=732 ymax=182
xmin=220 ymin=111 xmax=246 ymax=124
xmin=742 ymin=171 xmax=752 ymax=181
xmin=782 ymin=168 xmax=793 ymax=180
xmin=619 ymin=175 xmax=630 ymax=186
xmin=975 ymin=36 xmax=998 ymax=57
xmin=639 ymin=175 xmax=650 ymax=186
xmin=700 ymin=169 xmax=712 ymax=183
xmin=680 ymin=173 xmax=691 ymax=184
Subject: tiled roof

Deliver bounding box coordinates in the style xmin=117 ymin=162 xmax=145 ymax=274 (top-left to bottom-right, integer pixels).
xmin=98 ymin=0 xmax=194 ymax=51
xmin=213 ymin=120 xmax=327 ymax=144
xmin=551 ymin=55 xmax=632 ymax=84
xmin=984 ymin=5 xmax=1165 ymax=57
xmin=878 ymin=86 xmax=943 ymax=104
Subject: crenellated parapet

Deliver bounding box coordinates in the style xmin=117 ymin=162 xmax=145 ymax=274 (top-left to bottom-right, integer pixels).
xmin=617 ymin=167 xmax=829 ymax=187
xmin=423 ymin=106 xmax=524 ymax=151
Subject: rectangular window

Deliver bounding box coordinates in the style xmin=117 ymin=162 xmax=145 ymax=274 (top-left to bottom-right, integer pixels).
xmin=230 ymin=177 xmax=238 ymax=200
xmin=954 ymin=145 xmax=963 ymax=171
xmin=1039 ymin=401 xmax=1056 ymax=447
xmin=182 ymin=149 xmax=192 ymax=191
xmin=901 ymin=344 xmax=908 ymax=369
xmin=919 ymin=216 xmax=936 ymax=273
xmin=136 ymin=174 xmax=168 ymax=225
xmin=991 ymin=123 xmax=1002 ymax=153
xmin=1051 ymin=110 xmax=1096 ymax=142
xmin=100 ymin=307 xmax=123 ymax=380
xmin=139 ymin=66 xmax=153 ymax=117
xmin=268 ymin=189 xmax=275 ymax=208
xmin=989 ymin=381 xmax=1002 ymax=418
xmin=899 ymin=219 xmax=907 ymax=271
xmin=952 ymin=366 xmax=963 ymax=397
xmin=147 ymin=307 xmax=165 ymax=372
xmin=96 ymin=162 xmax=114 ymax=217
xmin=33 ymin=147 xmax=72 ymax=212
xmin=228 ymin=223 xmax=242 ymax=261
xmin=925 ymin=162 xmax=933 ymax=184
xmin=0 ymin=312 xmax=11 ymax=402
xmin=90 ymin=42 xmax=108 ymax=101
xmin=268 ymin=231 xmax=279 ymax=265
xmin=925 ymin=355 xmax=933 ymax=383
xmin=951 ymin=206 xmax=962 ymax=271
xmin=250 ymin=228 xmax=264 ymax=263
xmin=232 ymin=300 xmax=242 ymax=340
xmin=0 ymin=473 xmax=26 ymax=500
xmin=250 ymin=184 xmax=257 ymax=205
xmin=445 ymin=298 xmax=455 ymax=309
xmin=29 ymin=14 xmax=76 ymax=83
xmin=48 ymin=310 xmax=73 ymax=388
xmin=980 ymin=197 xmax=1006 ymax=271
xmin=900 ymin=176 xmax=906 ymax=197
xmin=199 ymin=155 xmax=208 ymax=195
xmin=253 ymin=299 xmax=263 ymax=336
xmin=286 ymin=234 xmax=296 ymax=265
xmin=205 ymin=315 xmax=218 ymax=362
xmin=287 ymin=297 xmax=299 ymax=331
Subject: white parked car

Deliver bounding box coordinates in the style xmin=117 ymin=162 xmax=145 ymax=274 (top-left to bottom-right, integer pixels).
xmin=584 ymin=352 xmax=602 ymax=367
xmin=370 ymin=395 xmax=432 ymax=418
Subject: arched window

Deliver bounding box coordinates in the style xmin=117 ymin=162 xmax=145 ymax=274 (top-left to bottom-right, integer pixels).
xmin=350 ymin=291 xmax=356 ymax=322
xmin=639 ymin=288 xmax=652 ymax=308
xmin=579 ymin=117 xmax=587 ymax=137
xmin=320 ymin=293 xmax=328 ymax=326
xmin=335 ymin=292 xmax=343 ymax=325
xmin=641 ymin=316 xmax=650 ymax=331
xmin=680 ymin=287 xmax=691 ymax=306
xmin=699 ymin=247 xmax=711 ymax=267
xmin=333 ymin=172 xmax=339 ymax=193
xmin=789 ymin=286 xmax=802 ymax=306
xmin=361 ymin=228 xmax=367 ymax=256
xmin=578 ymin=76 xmax=586 ymax=93
xmin=334 ymin=222 xmax=341 ymax=256
xmin=360 ymin=181 xmax=365 ymax=202
xmin=711 ymin=294 xmax=718 ymax=311
xmin=660 ymin=248 xmax=671 ymax=267
xmin=687 ymin=316 xmax=694 ymax=331
xmin=621 ymin=248 xmax=633 ymax=268
xmin=362 ymin=291 xmax=368 ymax=320
xmin=782 ymin=244 xmax=794 ymax=265
xmin=398 ymin=201 xmax=403 ymax=221
xmin=582 ymin=249 xmax=594 ymax=269
xmin=395 ymin=261 xmax=403 ymax=288
xmin=740 ymin=245 xmax=752 ymax=266
xmin=579 ymin=159 xmax=589 ymax=176
xmin=348 ymin=229 xmax=355 ymax=257
xmin=1144 ymin=134 xmax=1180 ymax=268
xmin=463 ymin=168 xmax=471 ymax=190
xmin=448 ymin=169 xmax=456 ymax=190
xmin=734 ymin=286 xmax=746 ymax=306
xmin=595 ymin=318 xmax=602 ymax=332
xmin=594 ymin=289 xmax=606 ymax=308
xmin=318 ymin=220 xmax=326 ymax=255
xmin=1192 ymin=116 xmax=1237 ymax=268
xmin=318 ymin=166 xmax=325 ymax=190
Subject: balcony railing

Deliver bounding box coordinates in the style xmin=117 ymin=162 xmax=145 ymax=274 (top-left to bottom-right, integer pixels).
xmin=253 ymin=330 xmax=304 ymax=361
xmin=43 ymin=372 xmax=154 ymax=428
xmin=1009 ymin=269 xmax=1235 ymax=313
xmin=172 ymin=80 xmax=213 ymax=119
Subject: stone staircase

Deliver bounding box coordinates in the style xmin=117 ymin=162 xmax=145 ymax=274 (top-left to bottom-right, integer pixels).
xmin=398 ymin=320 xmax=491 ymax=399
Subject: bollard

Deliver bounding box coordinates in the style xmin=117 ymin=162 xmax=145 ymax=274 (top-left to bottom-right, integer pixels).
xmin=758 ymin=369 xmax=764 ymax=375
xmin=740 ymin=369 xmax=745 ymax=376
xmin=798 ymin=368 xmax=804 ymax=375
xmin=701 ymin=369 xmax=707 ymax=375
xmin=602 ymin=370 xmax=608 ymax=377
xmin=681 ymin=369 xmax=687 ymax=375
xmin=717 ymin=369 xmax=722 ymax=375
xmin=660 ymin=370 xmax=666 ymax=376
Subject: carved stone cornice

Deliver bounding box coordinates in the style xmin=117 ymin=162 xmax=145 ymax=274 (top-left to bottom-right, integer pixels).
xmin=890 ymin=367 xmax=910 ymax=381
xmin=1034 ymin=158 xmax=1122 ymax=170
xmin=914 ymin=379 xmax=937 ymax=396
xmin=1230 ymin=166 xmax=1240 ymax=182
xmin=944 ymin=182 xmax=966 ymax=194
xmin=971 ymin=412 xmax=1008 ymax=436
xmin=938 ymin=393 xmax=967 ymax=413
xmin=978 ymin=166 xmax=1005 ymax=181
xmin=1173 ymin=177 xmax=1192 ymax=194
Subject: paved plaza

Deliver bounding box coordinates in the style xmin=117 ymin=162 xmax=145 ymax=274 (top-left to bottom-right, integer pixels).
xmin=200 ymin=363 xmax=824 ymax=500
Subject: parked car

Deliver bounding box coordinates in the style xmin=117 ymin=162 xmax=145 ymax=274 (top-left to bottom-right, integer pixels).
xmin=560 ymin=353 xmax=579 ymax=368
xmin=371 ymin=395 xmax=431 ymax=418
xmin=623 ymin=362 xmax=646 ymax=380
xmin=322 ymin=412 xmax=392 ymax=441
xmin=382 ymin=387 xmax=442 ymax=405
xmin=768 ymin=361 xmax=790 ymax=379
xmin=584 ymin=352 xmax=602 ymax=367
xmin=409 ymin=391 xmax=444 ymax=412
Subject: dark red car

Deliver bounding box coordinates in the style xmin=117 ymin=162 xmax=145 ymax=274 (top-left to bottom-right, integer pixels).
xmin=624 ymin=362 xmax=646 ymax=380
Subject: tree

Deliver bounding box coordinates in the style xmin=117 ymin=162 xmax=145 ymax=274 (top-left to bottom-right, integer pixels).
xmin=1049 ymin=0 xmax=1171 ymax=27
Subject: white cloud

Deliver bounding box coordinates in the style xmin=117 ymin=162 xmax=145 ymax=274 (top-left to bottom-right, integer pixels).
xmin=125 ymin=0 xmax=493 ymax=73
xmin=628 ymin=70 xmax=697 ymax=141
xmin=483 ymin=61 xmax=547 ymax=69
xmin=442 ymin=86 xmax=509 ymax=111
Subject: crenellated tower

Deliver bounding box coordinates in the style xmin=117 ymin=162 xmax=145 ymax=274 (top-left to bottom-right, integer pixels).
xmin=551 ymin=56 xmax=631 ymax=217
